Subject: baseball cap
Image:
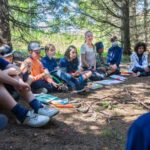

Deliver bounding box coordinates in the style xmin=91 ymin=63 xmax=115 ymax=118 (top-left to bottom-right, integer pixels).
xmin=28 ymin=41 xmax=43 ymax=51
xmin=0 ymin=44 xmax=15 ymax=57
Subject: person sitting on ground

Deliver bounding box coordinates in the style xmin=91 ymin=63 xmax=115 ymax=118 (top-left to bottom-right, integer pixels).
xmin=41 ymin=44 xmax=78 ymax=91
xmin=59 ymin=45 xmax=92 ymax=91
xmin=128 ymin=42 xmax=150 ymax=77
xmin=21 ymin=41 xmax=64 ymax=93
xmin=0 ymin=56 xmax=59 ymax=127
xmin=0 ymin=44 xmax=32 ymax=86
xmin=106 ymin=36 xmax=122 ymax=75
xmin=125 ymin=112 xmax=150 ymax=150
xmin=80 ymin=31 xmax=105 ymax=80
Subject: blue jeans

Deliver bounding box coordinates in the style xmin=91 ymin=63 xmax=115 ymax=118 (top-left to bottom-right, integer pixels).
xmin=31 ymin=79 xmax=56 ymax=92
xmin=83 ymin=67 xmax=104 ymax=81
xmin=55 ymin=70 xmax=85 ymax=90
xmin=132 ymin=66 xmax=150 ymax=76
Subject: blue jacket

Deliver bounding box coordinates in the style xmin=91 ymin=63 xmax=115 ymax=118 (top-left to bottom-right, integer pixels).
xmin=41 ymin=55 xmax=57 ymax=72
xmin=59 ymin=57 xmax=79 ymax=73
xmin=107 ymin=45 xmax=122 ymax=66
xmin=125 ymin=112 xmax=150 ymax=150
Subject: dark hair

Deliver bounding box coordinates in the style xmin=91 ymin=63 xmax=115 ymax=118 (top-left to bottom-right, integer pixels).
xmin=45 ymin=44 xmax=55 ymax=52
xmin=95 ymin=41 xmax=104 ymax=52
xmin=134 ymin=42 xmax=147 ymax=52
xmin=64 ymin=45 xmax=79 ymax=66
xmin=64 ymin=45 xmax=77 ymax=60
xmin=110 ymin=36 xmax=117 ymax=42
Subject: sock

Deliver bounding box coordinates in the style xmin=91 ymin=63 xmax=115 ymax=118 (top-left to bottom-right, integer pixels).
xmin=29 ymin=99 xmax=43 ymax=113
xmin=11 ymin=104 xmax=29 ymax=123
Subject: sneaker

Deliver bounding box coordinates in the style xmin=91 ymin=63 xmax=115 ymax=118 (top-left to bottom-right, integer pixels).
xmin=34 ymin=88 xmax=48 ymax=94
xmin=21 ymin=110 xmax=50 ymax=127
xmin=0 ymin=114 xmax=8 ymax=130
xmin=38 ymin=105 xmax=59 ymax=118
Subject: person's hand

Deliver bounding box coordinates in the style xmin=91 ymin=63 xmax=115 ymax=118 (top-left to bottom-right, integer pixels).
xmin=144 ymin=67 xmax=150 ymax=72
xmin=51 ymin=81 xmax=58 ymax=88
xmin=110 ymin=64 xmax=117 ymax=71
xmin=74 ymin=71 xmax=81 ymax=76
xmin=21 ymin=61 xmax=31 ymax=73
xmin=16 ymin=80 xmax=30 ymax=91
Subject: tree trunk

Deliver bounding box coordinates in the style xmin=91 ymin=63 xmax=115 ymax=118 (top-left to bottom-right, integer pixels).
xmin=0 ymin=0 xmax=11 ymax=45
xmin=144 ymin=0 xmax=148 ymax=44
xmin=131 ymin=0 xmax=138 ymax=44
xmin=121 ymin=1 xmax=131 ymax=55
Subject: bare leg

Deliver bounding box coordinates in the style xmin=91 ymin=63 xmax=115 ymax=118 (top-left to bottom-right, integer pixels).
xmin=11 ymin=76 xmax=35 ymax=103
xmin=0 ymin=84 xmax=17 ymax=110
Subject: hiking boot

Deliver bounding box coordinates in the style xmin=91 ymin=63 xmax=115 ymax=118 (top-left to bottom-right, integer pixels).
xmin=38 ymin=105 xmax=59 ymax=118
xmin=0 ymin=114 xmax=8 ymax=130
xmin=20 ymin=110 xmax=50 ymax=127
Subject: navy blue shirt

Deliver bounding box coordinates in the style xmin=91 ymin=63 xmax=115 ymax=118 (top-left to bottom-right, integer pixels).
xmin=137 ymin=54 xmax=143 ymax=66
xmin=125 ymin=112 xmax=150 ymax=150
xmin=59 ymin=57 xmax=79 ymax=73
xmin=0 ymin=57 xmax=9 ymax=70
xmin=41 ymin=55 xmax=57 ymax=72
xmin=107 ymin=45 xmax=122 ymax=66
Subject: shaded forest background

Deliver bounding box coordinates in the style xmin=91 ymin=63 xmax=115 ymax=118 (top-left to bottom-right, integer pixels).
xmin=0 ymin=0 xmax=150 ymax=55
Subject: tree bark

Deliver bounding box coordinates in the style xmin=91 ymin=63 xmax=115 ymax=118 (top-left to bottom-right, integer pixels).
xmin=121 ymin=1 xmax=131 ymax=55
xmin=144 ymin=0 xmax=148 ymax=44
xmin=0 ymin=0 xmax=11 ymax=45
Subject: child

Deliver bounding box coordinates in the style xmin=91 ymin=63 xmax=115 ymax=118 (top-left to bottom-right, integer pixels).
xmin=95 ymin=41 xmax=118 ymax=76
xmin=0 ymin=44 xmax=32 ymax=86
xmin=0 ymin=56 xmax=59 ymax=127
xmin=80 ymin=31 xmax=104 ymax=80
xmin=59 ymin=45 xmax=92 ymax=90
xmin=21 ymin=41 xmax=62 ymax=93
xmin=0 ymin=44 xmax=14 ymax=63
xmin=41 ymin=44 xmax=77 ymax=90
xmin=106 ymin=36 xmax=122 ymax=75
xmin=128 ymin=42 xmax=150 ymax=77
xmin=80 ymin=31 xmax=96 ymax=70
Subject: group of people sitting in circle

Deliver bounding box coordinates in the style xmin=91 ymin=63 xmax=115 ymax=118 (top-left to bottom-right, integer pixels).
xmin=0 ymin=30 xmax=150 ymax=149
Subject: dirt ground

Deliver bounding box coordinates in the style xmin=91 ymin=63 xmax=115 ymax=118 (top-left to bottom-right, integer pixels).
xmin=1 ymin=74 xmax=150 ymax=150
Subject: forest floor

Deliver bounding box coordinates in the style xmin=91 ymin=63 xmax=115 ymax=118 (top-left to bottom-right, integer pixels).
xmin=0 ymin=65 xmax=150 ymax=150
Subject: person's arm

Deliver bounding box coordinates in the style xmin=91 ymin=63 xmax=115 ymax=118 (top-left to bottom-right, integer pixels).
xmin=0 ymin=70 xmax=30 ymax=90
xmin=106 ymin=48 xmax=112 ymax=65
xmin=116 ymin=47 xmax=122 ymax=66
xmin=130 ymin=54 xmax=143 ymax=68
xmin=142 ymin=53 xmax=148 ymax=68
xmin=59 ymin=58 xmax=68 ymax=72
xmin=80 ymin=45 xmax=90 ymax=68
xmin=81 ymin=54 xmax=90 ymax=68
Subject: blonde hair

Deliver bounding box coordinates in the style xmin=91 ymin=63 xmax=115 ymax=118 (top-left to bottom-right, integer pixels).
xmin=45 ymin=44 xmax=55 ymax=52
